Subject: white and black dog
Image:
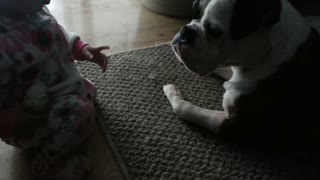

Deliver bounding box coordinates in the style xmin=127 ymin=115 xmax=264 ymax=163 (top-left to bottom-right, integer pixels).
xmin=164 ymin=0 xmax=320 ymax=146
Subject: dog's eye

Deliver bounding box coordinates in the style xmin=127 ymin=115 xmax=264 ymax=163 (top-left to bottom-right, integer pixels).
xmin=204 ymin=22 xmax=223 ymax=38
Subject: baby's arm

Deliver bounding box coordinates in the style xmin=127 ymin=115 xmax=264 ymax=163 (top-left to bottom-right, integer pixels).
xmin=43 ymin=6 xmax=83 ymax=58
xmin=57 ymin=25 xmax=87 ymax=60
xmin=43 ymin=6 xmax=109 ymax=72
xmin=60 ymin=25 xmax=109 ymax=72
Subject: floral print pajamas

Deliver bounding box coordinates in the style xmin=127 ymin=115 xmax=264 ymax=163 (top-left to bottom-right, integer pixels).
xmin=0 ymin=7 xmax=96 ymax=179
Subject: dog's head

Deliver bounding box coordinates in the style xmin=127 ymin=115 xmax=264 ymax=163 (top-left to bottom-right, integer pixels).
xmin=172 ymin=0 xmax=282 ymax=75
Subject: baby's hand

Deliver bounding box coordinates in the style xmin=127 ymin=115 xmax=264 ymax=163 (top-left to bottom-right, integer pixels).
xmin=82 ymin=45 xmax=109 ymax=72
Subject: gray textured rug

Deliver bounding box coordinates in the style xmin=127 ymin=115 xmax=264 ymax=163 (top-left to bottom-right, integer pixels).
xmin=78 ymin=44 xmax=320 ymax=180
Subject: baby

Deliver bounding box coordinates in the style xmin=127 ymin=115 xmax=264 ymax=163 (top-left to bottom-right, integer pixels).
xmin=0 ymin=0 xmax=108 ymax=179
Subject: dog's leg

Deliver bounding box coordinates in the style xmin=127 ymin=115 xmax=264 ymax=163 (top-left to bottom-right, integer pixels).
xmin=163 ymin=84 xmax=227 ymax=133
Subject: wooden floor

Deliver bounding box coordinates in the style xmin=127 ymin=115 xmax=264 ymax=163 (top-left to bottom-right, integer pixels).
xmin=47 ymin=0 xmax=188 ymax=54
xmin=0 ymin=0 xmax=188 ymax=179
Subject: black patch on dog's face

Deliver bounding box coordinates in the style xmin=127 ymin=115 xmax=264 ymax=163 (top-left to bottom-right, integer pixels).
xmin=230 ymin=0 xmax=282 ymax=40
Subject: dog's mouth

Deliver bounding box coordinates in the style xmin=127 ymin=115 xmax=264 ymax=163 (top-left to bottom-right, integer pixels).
xmin=172 ymin=38 xmax=199 ymax=73
xmin=172 ymin=42 xmax=191 ymax=64
xmin=172 ymin=34 xmax=194 ymax=63
xmin=172 ymin=38 xmax=222 ymax=76
xmin=172 ymin=29 xmax=202 ymax=59
xmin=172 ymin=43 xmax=210 ymax=76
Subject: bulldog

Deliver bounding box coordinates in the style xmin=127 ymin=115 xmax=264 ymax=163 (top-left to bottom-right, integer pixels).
xmin=164 ymin=0 xmax=320 ymax=146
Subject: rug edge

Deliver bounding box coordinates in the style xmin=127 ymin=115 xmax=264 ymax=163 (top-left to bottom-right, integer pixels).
xmin=96 ymin=108 xmax=132 ymax=180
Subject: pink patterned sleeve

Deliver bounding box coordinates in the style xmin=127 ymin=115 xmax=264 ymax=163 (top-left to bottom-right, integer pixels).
xmin=72 ymin=38 xmax=89 ymax=61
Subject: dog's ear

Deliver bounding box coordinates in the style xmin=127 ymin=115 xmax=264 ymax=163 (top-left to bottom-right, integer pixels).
xmin=192 ymin=0 xmax=211 ymax=19
xmin=192 ymin=0 xmax=202 ymax=19
xmin=230 ymin=0 xmax=282 ymax=40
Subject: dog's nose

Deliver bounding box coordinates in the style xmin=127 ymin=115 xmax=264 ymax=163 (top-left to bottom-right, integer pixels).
xmin=180 ymin=25 xmax=197 ymax=45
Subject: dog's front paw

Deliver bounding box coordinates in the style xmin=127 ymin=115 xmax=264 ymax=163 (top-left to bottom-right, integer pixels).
xmin=163 ymin=84 xmax=184 ymax=102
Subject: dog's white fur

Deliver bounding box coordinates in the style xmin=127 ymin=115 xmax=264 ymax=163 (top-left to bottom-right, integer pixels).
xmin=164 ymin=0 xmax=311 ymax=133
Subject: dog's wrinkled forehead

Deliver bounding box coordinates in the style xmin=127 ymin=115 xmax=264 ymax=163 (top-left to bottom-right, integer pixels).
xmin=193 ymin=0 xmax=281 ymax=40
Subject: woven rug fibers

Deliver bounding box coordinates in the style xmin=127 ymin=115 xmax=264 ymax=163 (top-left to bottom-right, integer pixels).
xmin=78 ymin=44 xmax=320 ymax=180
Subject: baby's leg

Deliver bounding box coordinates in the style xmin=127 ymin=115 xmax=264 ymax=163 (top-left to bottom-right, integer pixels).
xmin=0 ymin=103 xmax=49 ymax=149
xmin=32 ymin=94 xmax=95 ymax=179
